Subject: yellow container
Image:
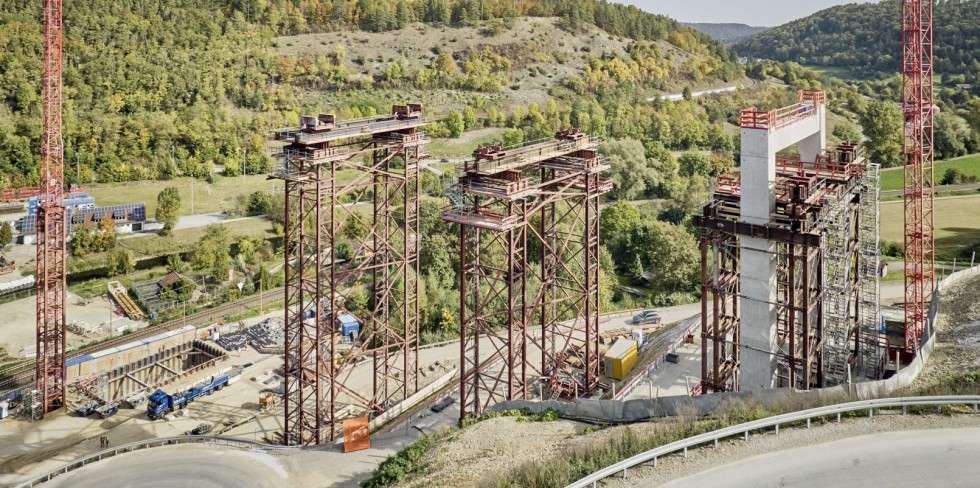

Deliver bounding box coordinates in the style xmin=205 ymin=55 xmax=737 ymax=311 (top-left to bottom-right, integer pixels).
xmin=604 ymin=339 xmax=638 ymax=380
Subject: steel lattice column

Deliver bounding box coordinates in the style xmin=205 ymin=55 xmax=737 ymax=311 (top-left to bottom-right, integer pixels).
xmin=282 ymin=165 xmax=326 ymax=446
xmin=458 ymin=200 xmax=529 ymax=420
xmin=537 ymin=172 xmax=602 ymax=396
xmin=699 ymin=229 xmax=739 ymax=393
xmin=36 ymin=0 xmax=66 ymax=415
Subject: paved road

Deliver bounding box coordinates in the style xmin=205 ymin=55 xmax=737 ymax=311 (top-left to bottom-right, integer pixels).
xmin=651 ymin=86 xmax=737 ymax=102
xmin=655 ymin=428 xmax=980 ymax=488
xmin=44 ymin=444 xmax=289 ymax=488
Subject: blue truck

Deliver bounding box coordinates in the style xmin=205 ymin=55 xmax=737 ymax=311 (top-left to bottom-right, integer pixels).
xmin=146 ymin=374 xmax=231 ymax=420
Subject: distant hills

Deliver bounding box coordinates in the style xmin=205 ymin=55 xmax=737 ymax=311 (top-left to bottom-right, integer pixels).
xmin=684 ymin=23 xmax=768 ymax=45
xmin=732 ymin=0 xmax=980 ymax=82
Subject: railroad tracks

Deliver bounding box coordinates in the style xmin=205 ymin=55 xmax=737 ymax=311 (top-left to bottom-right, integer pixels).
xmin=0 ymin=288 xmax=284 ymax=391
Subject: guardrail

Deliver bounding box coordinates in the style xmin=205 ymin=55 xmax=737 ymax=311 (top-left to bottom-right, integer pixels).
xmin=11 ymin=435 xmax=296 ymax=488
xmin=566 ymin=395 xmax=980 ymax=488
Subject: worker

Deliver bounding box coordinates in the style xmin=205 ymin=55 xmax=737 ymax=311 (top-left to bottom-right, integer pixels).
xmin=104 ymin=436 xmax=109 ymax=447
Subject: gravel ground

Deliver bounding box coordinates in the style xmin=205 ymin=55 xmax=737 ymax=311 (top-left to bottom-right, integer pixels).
xmin=915 ymin=274 xmax=980 ymax=387
xmin=405 ymin=417 xmax=581 ymax=487
xmin=607 ymin=413 xmax=980 ymax=487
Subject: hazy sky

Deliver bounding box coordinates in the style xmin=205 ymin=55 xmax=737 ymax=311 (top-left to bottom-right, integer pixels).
xmin=615 ymin=0 xmax=879 ymax=26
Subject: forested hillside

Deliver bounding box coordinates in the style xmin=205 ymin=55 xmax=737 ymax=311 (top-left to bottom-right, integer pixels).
xmin=685 ymin=23 xmax=768 ymax=45
xmin=0 ymin=0 xmax=741 ymax=189
xmin=733 ymin=0 xmax=980 ymax=85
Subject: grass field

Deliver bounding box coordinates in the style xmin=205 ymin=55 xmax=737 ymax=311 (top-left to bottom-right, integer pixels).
xmin=116 ymin=218 xmax=274 ymax=257
xmin=427 ymin=128 xmax=506 ymax=159
xmin=85 ymin=174 xmax=278 ymax=217
xmin=881 ymin=194 xmax=980 ymax=260
xmin=881 ymin=154 xmax=980 ymax=191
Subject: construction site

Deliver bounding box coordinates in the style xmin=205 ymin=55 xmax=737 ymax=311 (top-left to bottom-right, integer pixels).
xmin=3 ymin=0 xmax=979 ymax=487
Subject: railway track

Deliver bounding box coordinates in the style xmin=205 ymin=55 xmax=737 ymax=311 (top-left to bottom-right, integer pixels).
xmin=0 ymin=287 xmax=285 ymax=391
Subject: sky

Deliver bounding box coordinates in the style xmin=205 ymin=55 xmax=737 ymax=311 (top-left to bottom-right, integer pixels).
xmin=615 ymin=0 xmax=878 ymax=27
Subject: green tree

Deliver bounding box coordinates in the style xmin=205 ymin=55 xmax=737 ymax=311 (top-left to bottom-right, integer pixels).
xmin=966 ymin=98 xmax=980 ymax=137
xmin=166 ymin=253 xmax=188 ymax=274
xmin=599 ymin=200 xmax=642 ymax=258
xmin=191 ymin=224 xmax=231 ymax=282
xmin=105 ymin=249 xmax=134 ymax=276
xmin=632 ymin=220 xmax=699 ymax=292
xmin=0 ymin=221 xmax=11 ymax=249
xmin=501 ymin=128 xmax=524 ymax=147
xmin=246 ymin=191 xmax=272 ymax=216
xmin=832 ymin=123 xmax=861 ymax=143
xmin=934 ymin=111 xmax=973 ymax=160
xmin=445 ymin=110 xmax=465 ymax=138
xmin=462 ymin=106 xmax=478 ymax=130
xmin=156 ymin=187 xmax=182 ymax=236
xmin=161 ymin=277 xmax=195 ymax=302
xmin=682 ymin=86 xmax=692 ymax=100
xmin=602 ymin=138 xmax=657 ymax=201
xmin=860 ymin=101 xmax=903 ymax=167
xmin=678 ymin=152 xmax=712 ymax=178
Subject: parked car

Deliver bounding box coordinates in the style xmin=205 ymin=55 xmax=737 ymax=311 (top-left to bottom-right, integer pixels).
xmin=632 ymin=309 xmax=662 ymax=325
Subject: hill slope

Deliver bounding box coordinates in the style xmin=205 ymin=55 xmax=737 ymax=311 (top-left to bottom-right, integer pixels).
xmin=0 ymin=0 xmax=741 ymax=187
xmin=685 ymin=23 xmax=767 ymax=45
xmin=733 ymin=0 xmax=980 ymax=82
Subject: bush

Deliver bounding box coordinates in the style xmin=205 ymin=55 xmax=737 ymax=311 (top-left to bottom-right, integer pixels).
xmin=105 ymin=249 xmax=134 ymax=276
xmin=361 ymin=436 xmax=431 ymax=488
xmin=883 ymin=241 xmax=903 ymax=258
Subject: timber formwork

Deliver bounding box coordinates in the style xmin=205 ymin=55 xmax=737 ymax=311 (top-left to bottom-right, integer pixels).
xmin=694 ymin=143 xmax=882 ymax=392
xmin=271 ymin=105 xmax=427 ymax=445
xmin=443 ymin=129 xmax=611 ymax=421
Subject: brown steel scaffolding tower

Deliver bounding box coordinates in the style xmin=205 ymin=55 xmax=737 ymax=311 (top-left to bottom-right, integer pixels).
xmin=272 ymin=105 xmax=427 ymax=445
xmin=694 ymin=143 xmax=882 ymax=393
xmin=443 ymin=129 xmax=611 ymax=421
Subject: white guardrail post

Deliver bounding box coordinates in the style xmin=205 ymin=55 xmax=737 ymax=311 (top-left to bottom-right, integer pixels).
xmin=566 ymin=396 xmax=980 ymax=488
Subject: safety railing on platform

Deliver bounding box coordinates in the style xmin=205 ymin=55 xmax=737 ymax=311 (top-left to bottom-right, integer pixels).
xmin=740 ymin=89 xmax=825 ymax=131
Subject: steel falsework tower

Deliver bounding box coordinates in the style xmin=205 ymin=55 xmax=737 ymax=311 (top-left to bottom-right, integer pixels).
xmin=36 ymin=0 xmax=68 ymax=415
xmin=901 ymin=0 xmax=935 ymax=352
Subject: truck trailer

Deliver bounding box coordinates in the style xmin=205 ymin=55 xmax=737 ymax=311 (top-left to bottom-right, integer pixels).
xmin=146 ymin=372 xmax=238 ymax=420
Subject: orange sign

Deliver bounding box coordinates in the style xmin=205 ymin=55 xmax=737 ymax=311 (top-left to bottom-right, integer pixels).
xmin=342 ymin=416 xmax=371 ymax=453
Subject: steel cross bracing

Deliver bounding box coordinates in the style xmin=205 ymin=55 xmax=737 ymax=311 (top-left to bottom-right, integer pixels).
xmin=694 ymin=143 xmax=881 ymax=392
xmin=36 ymin=0 xmax=67 ymax=415
xmin=901 ymin=0 xmax=935 ymax=352
xmin=272 ymin=106 xmax=427 ymax=446
xmin=443 ymin=130 xmax=611 ymax=420
xmin=698 ymin=226 xmax=740 ymax=393
xmin=775 ymin=243 xmax=823 ymax=389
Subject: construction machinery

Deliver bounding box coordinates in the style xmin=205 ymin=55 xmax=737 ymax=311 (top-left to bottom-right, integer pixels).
xmin=146 ymin=372 xmax=238 ymax=420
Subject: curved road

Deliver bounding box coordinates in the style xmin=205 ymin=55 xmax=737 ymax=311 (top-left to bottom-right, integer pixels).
xmin=43 ymin=445 xmax=289 ymax=488
xmin=657 ymin=428 xmax=980 ymax=488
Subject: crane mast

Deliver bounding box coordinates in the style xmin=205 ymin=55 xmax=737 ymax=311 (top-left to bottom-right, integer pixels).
xmin=36 ymin=0 xmax=67 ymax=414
xmin=901 ymin=0 xmax=935 ymax=352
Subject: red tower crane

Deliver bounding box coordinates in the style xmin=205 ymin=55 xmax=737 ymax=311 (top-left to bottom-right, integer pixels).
xmin=901 ymin=0 xmax=935 ymax=352
xmin=36 ymin=0 xmax=67 ymax=414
